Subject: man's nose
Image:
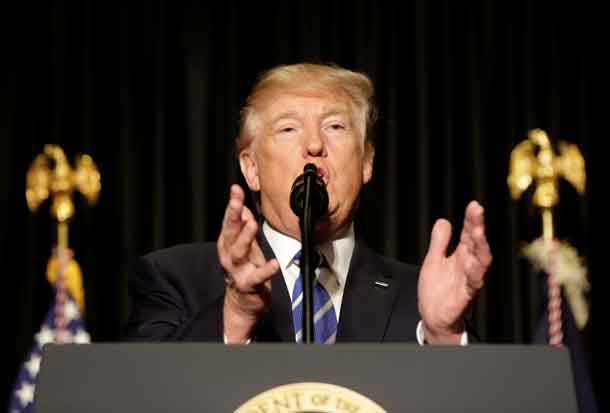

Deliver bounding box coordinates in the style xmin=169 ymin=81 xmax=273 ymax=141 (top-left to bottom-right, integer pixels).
xmin=304 ymin=130 xmax=324 ymax=157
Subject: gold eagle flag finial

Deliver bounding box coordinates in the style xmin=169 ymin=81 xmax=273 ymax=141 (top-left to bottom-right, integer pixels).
xmin=25 ymin=144 xmax=101 ymax=313
xmin=508 ymin=129 xmax=589 ymax=337
xmin=508 ymin=128 xmax=585 ymax=240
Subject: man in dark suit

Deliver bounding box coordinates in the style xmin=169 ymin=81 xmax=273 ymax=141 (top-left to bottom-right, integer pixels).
xmin=125 ymin=63 xmax=492 ymax=345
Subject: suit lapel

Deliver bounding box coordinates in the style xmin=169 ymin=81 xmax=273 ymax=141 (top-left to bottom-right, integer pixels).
xmin=336 ymin=241 xmax=400 ymax=342
xmin=256 ymin=231 xmax=295 ymax=342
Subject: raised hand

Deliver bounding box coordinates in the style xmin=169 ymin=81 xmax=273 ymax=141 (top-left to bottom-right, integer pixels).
xmin=417 ymin=201 xmax=492 ymax=344
xmin=218 ymin=185 xmax=279 ymax=343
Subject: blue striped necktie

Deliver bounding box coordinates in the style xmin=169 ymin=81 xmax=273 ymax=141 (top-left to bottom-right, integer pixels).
xmin=291 ymin=249 xmax=337 ymax=344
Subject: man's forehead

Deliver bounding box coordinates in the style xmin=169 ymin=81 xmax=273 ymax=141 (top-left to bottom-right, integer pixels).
xmin=258 ymin=87 xmax=353 ymax=121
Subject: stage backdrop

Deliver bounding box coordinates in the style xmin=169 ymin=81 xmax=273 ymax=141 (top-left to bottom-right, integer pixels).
xmin=1 ymin=1 xmax=603 ymax=410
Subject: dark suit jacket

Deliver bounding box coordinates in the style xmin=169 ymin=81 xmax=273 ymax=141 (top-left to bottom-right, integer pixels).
xmin=124 ymin=232 xmax=421 ymax=342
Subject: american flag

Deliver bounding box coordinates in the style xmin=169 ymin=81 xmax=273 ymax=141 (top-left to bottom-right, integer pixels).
xmin=8 ymin=292 xmax=90 ymax=413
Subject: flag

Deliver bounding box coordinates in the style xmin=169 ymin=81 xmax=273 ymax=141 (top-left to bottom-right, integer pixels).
xmin=8 ymin=250 xmax=90 ymax=413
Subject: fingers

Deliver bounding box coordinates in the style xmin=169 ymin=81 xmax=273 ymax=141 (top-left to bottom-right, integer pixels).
xmin=222 ymin=185 xmax=246 ymax=245
xmin=424 ymin=219 xmax=452 ymax=263
xmin=250 ymin=259 xmax=280 ymax=287
xmin=220 ymin=184 xmax=260 ymax=266
xmin=218 ymin=184 xmax=277 ymax=294
xmin=229 ymin=203 xmax=265 ymax=267
xmin=230 ymin=259 xmax=280 ymax=293
xmin=464 ymin=200 xmax=484 ymax=227
xmin=472 ymin=225 xmax=492 ymax=268
xmin=456 ymin=243 xmax=486 ymax=291
xmin=460 ymin=200 xmax=486 ymax=241
xmin=240 ymin=202 xmax=257 ymax=224
xmin=457 ymin=201 xmax=492 ymax=290
xmin=230 ymin=219 xmax=258 ymax=263
xmin=463 ymin=201 xmax=492 ymax=268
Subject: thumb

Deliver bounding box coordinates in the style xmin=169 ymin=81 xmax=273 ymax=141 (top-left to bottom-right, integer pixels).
xmin=424 ymin=219 xmax=452 ymax=264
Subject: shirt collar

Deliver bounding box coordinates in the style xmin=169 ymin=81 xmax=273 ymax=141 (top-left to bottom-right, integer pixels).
xmin=262 ymin=221 xmax=355 ymax=288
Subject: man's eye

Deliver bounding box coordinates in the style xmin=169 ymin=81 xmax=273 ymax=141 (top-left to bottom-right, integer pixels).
xmin=329 ymin=124 xmax=345 ymax=130
xmin=280 ymin=127 xmax=295 ymax=133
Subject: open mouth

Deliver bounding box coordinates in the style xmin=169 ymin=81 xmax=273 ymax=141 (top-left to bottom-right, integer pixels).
xmin=315 ymin=165 xmax=329 ymax=185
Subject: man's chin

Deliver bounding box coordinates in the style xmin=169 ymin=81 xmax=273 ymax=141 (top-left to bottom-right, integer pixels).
xmin=313 ymin=217 xmax=344 ymax=243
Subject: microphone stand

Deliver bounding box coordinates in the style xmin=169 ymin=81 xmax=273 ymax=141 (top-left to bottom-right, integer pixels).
xmin=300 ymin=172 xmax=315 ymax=344
xmin=290 ymin=163 xmax=328 ymax=344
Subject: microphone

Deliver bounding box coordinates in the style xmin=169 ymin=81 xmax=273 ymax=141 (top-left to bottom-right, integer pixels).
xmin=290 ymin=163 xmax=328 ymax=220
xmin=290 ymin=163 xmax=328 ymax=344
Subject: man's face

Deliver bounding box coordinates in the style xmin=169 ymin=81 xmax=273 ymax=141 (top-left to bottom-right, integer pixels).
xmin=239 ymin=86 xmax=374 ymax=242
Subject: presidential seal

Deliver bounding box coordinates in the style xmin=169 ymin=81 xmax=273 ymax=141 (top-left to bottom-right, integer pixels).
xmin=234 ymin=382 xmax=386 ymax=413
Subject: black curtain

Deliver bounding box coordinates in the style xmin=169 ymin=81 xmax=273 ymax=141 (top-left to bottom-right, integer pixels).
xmin=2 ymin=1 xmax=603 ymax=409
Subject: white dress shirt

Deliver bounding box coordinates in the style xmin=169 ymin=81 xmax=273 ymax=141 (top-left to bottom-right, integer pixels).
xmin=262 ymin=221 xmax=352 ymax=320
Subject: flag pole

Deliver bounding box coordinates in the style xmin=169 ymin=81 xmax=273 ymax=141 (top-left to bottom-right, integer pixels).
xmin=25 ymin=144 xmax=101 ymax=329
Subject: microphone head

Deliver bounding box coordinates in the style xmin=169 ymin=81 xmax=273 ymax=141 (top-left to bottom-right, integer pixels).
xmin=290 ymin=163 xmax=328 ymax=219
xmin=303 ymin=163 xmax=317 ymax=175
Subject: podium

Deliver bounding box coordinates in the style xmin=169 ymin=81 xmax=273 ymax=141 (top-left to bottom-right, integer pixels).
xmin=33 ymin=343 xmax=578 ymax=412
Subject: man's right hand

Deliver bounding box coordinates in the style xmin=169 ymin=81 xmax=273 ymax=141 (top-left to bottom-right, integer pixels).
xmin=217 ymin=185 xmax=279 ymax=343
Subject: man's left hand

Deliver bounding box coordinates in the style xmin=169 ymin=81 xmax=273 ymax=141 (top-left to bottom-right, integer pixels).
xmin=418 ymin=201 xmax=492 ymax=344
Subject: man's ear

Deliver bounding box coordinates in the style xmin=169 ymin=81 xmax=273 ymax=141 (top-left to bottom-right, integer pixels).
xmin=239 ymin=149 xmax=260 ymax=191
xmin=362 ymin=142 xmax=374 ymax=184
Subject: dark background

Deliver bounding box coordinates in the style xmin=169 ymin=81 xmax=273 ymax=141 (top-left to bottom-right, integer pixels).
xmin=1 ymin=1 xmax=603 ymax=410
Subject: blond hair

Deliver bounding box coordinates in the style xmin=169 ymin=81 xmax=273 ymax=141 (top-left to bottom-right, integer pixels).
xmin=236 ymin=63 xmax=377 ymax=154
